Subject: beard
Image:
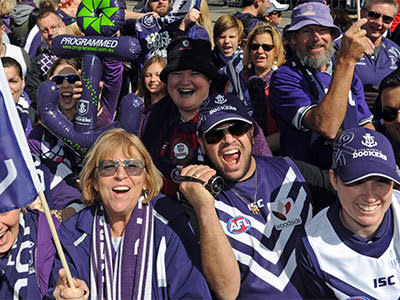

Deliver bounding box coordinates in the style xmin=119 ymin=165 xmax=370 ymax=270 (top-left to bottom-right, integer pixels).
xmin=295 ymin=41 xmax=334 ymax=71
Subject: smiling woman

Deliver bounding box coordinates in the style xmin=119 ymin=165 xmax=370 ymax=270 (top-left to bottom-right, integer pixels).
xmin=46 ymin=128 xmax=212 ymax=300
xmin=296 ymin=127 xmax=400 ymax=299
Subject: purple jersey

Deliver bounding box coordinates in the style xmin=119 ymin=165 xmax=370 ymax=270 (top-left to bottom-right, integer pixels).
xmin=45 ymin=197 xmax=212 ymax=299
xmin=215 ymin=156 xmax=313 ymax=299
xmin=269 ymin=59 xmax=373 ymax=169
xmin=296 ymin=191 xmax=400 ymax=299
xmin=336 ymin=37 xmax=400 ymax=88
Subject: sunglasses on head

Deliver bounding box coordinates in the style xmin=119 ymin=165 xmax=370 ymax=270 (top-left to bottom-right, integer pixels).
xmin=382 ymin=106 xmax=400 ymax=122
xmin=366 ymin=10 xmax=394 ymax=24
xmin=50 ymin=74 xmax=80 ymax=85
xmin=249 ymin=43 xmax=274 ymax=51
xmin=203 ymin=122 xmax=252 ymax=144
xmin=97 ymin=159 xmax=145 ymax=177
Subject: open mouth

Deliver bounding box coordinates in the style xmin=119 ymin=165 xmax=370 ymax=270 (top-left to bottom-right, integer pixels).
xmin=178 ymin=88 xmax=194 ymax=96
xmin=222 ymin=149 xmax=240 ymax=165
xmin=112 ymin=186 xmax=130 ymax=194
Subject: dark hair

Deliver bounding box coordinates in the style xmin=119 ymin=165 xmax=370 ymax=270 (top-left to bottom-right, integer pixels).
xmin=374 ymin=67 xmax=400 ymax=119
xmin=242 ymin=0 xmax=256 ymax=6
xmin=37 ymin=8 xmax=62 ymax=23
xmin=330 ymin=8 xmax=353 ymax=32
xmin=1 ymin=57 xmax=23 ymax=78
xmin=48 ymin=57 xmax=81 ymax=79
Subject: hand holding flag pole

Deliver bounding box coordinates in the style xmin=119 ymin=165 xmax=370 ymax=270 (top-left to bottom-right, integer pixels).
xmin=0 ymin=62 xmax=75 ymax=289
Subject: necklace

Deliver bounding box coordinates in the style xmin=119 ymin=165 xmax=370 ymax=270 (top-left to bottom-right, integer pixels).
xmin=231 ymin=169 xmax=260 ymax=215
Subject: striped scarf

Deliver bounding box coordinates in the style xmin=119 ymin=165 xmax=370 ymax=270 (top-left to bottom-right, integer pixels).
xmin=90 ymin=197 xmax=154 ymax=300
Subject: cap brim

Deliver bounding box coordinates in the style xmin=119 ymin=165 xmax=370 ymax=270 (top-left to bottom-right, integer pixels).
xmin=285 ymin=20 xmax=341 ymax=39
xmin=336 ymin=159 xmax=400 ymax=185
xmin=202 ymin=116 xmax=253 ymax=133
xmin=160 ymin=61 xmax=218 ymax=83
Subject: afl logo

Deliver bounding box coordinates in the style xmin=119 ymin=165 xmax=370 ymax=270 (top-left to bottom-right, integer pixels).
xmin=227 ymin=216 xmax=251 ymax=234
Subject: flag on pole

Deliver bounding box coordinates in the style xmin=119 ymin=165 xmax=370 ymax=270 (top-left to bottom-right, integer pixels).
xmin=0 ymin=61 xmax=41 ymax=212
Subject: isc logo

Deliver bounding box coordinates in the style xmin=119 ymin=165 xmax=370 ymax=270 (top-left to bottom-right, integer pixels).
xmin=373 ymin=275 xmax=395 ymax=288
xmin=227 ymin=216 xmax=252 ymax=234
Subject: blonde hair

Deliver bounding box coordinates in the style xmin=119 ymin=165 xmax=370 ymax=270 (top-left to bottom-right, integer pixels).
xmin=198 ymin=0 xmax=214 ymax=48
xmin=213 ymin=15 xmax=244 ymax=47
xmin=243 ymin=24 xmax=285 ymax=70
xmin=0 ymin=0 xmax=13 ymax=15
xmin=80 ymin=129 xmax=163 ymax=206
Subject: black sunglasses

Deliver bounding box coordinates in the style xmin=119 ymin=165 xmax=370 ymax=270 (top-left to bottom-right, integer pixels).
xmin=249 ymin=43 xmax=274 ymax=52
xmin=97 ymin=159 xmax=145 ymax=177
xmin=270 ymin=11 xmax=282 ymax=17
xmin=50 ymin=74 xmax=80 ymax=85
xmin=204 ymin=122 xmax=252 ymax=144
xmin=382 ymin=106 xmax=400 ymax=122
xmin=366 ymin=10 xmax=394 ymax=24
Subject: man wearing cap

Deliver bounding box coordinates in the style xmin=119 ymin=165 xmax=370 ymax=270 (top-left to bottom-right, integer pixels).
xmin=336 ymin=0 xmax=400 ymax=110
xmin=141 ymin=37 xmax=271 ymax=200
xmin=178 ymin=93 xmax=318 ymax=299
xmin=296 ymin=127 xmax=400 ymax=298
xmin=233 ymin=0 xmax=271 ymax=36
xmin=264 ymin=0 xmax=289 ymax=31
xmin=269 ymin=1 xmax=375 ymax=170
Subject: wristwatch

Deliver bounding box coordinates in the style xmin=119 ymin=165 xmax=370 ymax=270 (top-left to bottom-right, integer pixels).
xmin=177 ymin=175 xmax=224 ymax=197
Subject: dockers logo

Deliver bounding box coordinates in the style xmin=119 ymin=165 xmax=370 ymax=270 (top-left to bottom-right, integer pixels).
xmin=227 ymin=216 xmax=251 ymax=234
xmin=361 ymin=133 xmax=377 ymax=148
xmin=214 ymin=94 xmax=227 ymax=105
xmin=78 ymin=100 xmax=90 ymax=115
xmin=271 ymin=197 xmax=302 ymax=230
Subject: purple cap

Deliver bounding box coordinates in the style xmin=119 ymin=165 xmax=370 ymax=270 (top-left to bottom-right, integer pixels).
xmin=332 ymin=128 xmax=400 ymax=185
xmin=285 ymin=2 xmax=341 ymax=39
xmin=197 ymin=93 xmax=253 ymax=134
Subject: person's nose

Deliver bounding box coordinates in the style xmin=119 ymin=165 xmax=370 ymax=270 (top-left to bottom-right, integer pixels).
xmin=115 ymin=164 xmax=128 ymax=179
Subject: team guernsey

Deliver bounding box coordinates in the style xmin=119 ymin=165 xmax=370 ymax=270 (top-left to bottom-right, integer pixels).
xmin=215 ymin=155 xmax=313 ymax=299
xmin=297 ymin=191 xmax=400 ymax=299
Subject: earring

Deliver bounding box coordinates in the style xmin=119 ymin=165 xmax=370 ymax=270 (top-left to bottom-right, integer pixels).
xmin=272 ymin=60 xmax=278 ymax=71
xmin=247 ymin=63 xmax=252 ymax=70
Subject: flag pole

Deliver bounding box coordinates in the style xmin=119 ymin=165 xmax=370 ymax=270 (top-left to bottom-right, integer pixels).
xmin=38 ymin=190 xmax=75 ymax=288
xmin=357 ymin=0 xmax=361 ymax=20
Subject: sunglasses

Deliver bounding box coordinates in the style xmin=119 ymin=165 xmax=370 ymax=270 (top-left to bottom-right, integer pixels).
xmin=366 ymin=10 xmax=394 ymax=24
xmin=97 ymin=159 xmax=145 ymax=177
xmin=50 ymin=74 xmax=80 ymax=85
xmin=249 ymin=43 xmax=274 ymax=51
xmin=203 ymin=122 xmax=252 ymax=144
xmin=270 ymin=11 xmax=282 ymax=17
xmin=382 ymin=106 xmax=400 ymax=122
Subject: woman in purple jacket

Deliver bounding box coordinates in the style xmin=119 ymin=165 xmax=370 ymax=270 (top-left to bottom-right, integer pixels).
xmin=47 ymin=129 xmax=212 ymax=300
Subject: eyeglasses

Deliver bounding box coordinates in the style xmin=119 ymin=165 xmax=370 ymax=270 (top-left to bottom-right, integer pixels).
xmin=366 ymin=10 xmax=394 ymax=24
xmin=97 ymin=159 xmax=145 ymax=177
xmin=203 ymin=122 xmax=252 ymax=144
xmin=382 ymin=106 xmax=400 ymax=122
xmin=270 ymin=11 xmax=282 ymax=17
xmin=249 ymin=43 xmax=274 ymax=51
xmin=50 ymin=74 xmax=80 ymax=85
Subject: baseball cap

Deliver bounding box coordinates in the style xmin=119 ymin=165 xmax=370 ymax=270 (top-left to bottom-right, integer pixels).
xmin=285 ymin=2 xmax=340 ymax=39
xmin=197 ymin=93 xmax=253 ymax=134
xmin=160 ymin=37 xmax=218 ymax=83
xmin=332 ymin=128 xmax=400 ymax=185
xmin=266 ymin=0 xmax=289 ymax=14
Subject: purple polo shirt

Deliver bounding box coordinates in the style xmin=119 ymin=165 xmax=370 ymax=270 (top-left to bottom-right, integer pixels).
xmin=269 ymin=59 xmax=373 ymax=169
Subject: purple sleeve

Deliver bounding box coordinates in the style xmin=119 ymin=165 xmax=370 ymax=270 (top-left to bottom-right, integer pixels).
xmin=186 ymin=24 xmax=210 ymax=41
xmin=296 ymin=234 xmax=337 ymax=298
xmin=269 ymin=64 xmax=316 ymax=130
xmin=28 ymin=126 xmax=45 ymax=157
xmin=163 ymin=224 xmax=212 ymax=299
xmin=101 ymin=58 xmax=124 ymax=123
xmin=351 ymin=73 xmax=373 ymax=125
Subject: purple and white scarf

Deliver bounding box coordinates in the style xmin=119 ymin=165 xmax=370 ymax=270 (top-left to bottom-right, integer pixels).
xmin=90 ymin=196 xmax=154 ymax=300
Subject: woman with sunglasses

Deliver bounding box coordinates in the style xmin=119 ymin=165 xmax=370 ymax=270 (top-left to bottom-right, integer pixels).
xmin=225 ymin=24 xmax=285 ymax=154
xmin=46 ymin=128 xmax=212 ymax=300
xmin=264 ymin=0 xmax=288 ymax=32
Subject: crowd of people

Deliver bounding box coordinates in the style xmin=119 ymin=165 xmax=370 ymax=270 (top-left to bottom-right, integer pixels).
xmin=1 ymin=0 xmax=400 ymax=298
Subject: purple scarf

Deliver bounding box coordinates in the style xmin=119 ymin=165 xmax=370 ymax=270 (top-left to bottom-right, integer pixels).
xmin=90 ymin=196 xmax=154 ymax=300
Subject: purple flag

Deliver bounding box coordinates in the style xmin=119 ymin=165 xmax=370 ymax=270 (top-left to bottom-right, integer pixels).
xmin=0 ymin=62 xmax=41 ymax=212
